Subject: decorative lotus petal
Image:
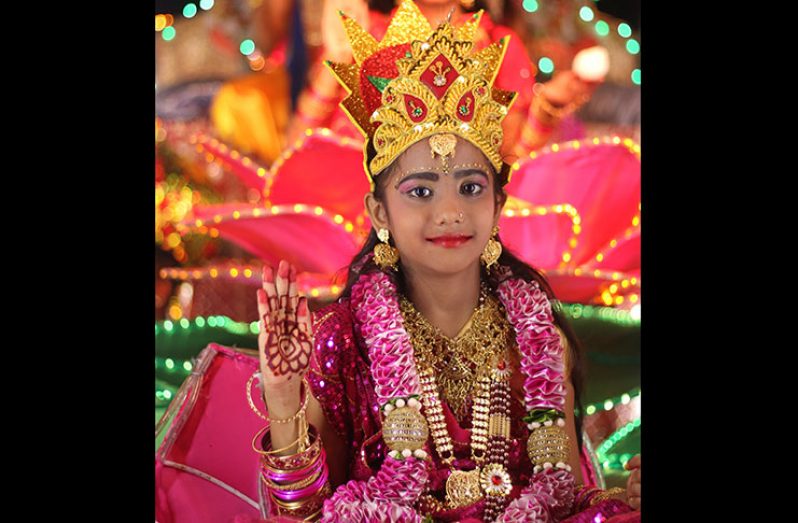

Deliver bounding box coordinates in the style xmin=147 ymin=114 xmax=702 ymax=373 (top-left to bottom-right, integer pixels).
xmin=179 ymin=202 xmax=363 ymax=275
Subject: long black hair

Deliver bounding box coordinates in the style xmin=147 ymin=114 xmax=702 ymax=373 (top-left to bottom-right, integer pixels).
xmin=333 ymin=141 xmax=587 ymax=450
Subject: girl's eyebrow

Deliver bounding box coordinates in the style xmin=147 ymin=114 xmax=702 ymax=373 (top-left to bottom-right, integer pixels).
xmin=394 ymin=168 xmax=489 ymax=189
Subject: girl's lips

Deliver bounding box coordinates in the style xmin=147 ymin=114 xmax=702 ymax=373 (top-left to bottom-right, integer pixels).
xmin=427 ymin=236 xmax=473 ymax=248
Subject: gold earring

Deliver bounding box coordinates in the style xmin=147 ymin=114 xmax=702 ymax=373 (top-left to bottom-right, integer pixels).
xmin=480 ymin=225 xmax=502 ymax=269
xmin=374 ymin=228 xmax=399 ymax=271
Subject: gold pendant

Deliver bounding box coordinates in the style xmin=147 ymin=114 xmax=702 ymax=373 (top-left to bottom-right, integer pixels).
xmin=445 ymin=468 xmax=483 ymax=508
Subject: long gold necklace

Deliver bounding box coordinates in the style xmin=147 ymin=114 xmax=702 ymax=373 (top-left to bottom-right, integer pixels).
xmin=400 ymin=287 xmax=512 ymax=509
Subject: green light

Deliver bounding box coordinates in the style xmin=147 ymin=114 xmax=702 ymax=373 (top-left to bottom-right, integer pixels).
xmin=586 ymin=405 xmax=596 ymax=415
xmin=183 ymin=361 xmax=192 ymax=371
xmin=179 ymin=318 xmax=190 ymax=329
xmin=164 ymin=320 xmax=173 ymax=331
xmin=199 ymin=0 xmax=214 ymax=10
xmin=217 ymin=317 xmax=226 ymax=326
xmin=183 ymin=3 xmax=197 ymax=18
xmin=208 ymin=317 xmax=217 ymax=327
xmin=618 ymin=23 xmax=632 ymax=38
xmin=626 ymin=39 xmax=640 ymax=54
xmin=195 ymin=317 xmax=205 ymax=327
xmin=631 ymin=69 xmax=641 ymax=85
xmin=538 ymin=57 xmax=554 ymax=74
xmin=155 ymin=325 xmax=160 ymax=334
xmin=621 ymin=393 xmax=631 ymax=404
xmin=240 ymin=39 xmax=256 ymax=56
xmin=250 ymin=321 xmax=259 ymax=334
xmin=164 ymin=390 xmax=172 ymax=399
xmin=162 ymin=26 xmax=176 ymax=42
xmin=604 ymin=400 xmax=613 ymax=411
xmin=522 ymin=0 xmax=539 ymax=12
xmin=595 ymin=21 xmax=610 ymax=36
xmin=165 ymin=358 xmax=175 ymax=369
xmin=579 ymin=6 xmax=594 ymax=22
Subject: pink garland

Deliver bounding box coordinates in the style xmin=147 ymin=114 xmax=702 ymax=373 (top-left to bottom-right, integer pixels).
xmin=321 ymin=265 xmax=574 ymax=521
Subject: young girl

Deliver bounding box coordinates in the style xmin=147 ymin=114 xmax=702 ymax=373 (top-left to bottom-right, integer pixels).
xmin=254 ymin=2 xmax=640 ymax=520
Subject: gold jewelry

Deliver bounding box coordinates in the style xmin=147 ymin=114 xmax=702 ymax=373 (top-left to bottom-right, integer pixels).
xmin=246 ymin=371 xmax=268 ymax=420
xmin=373 ymin=227 xmax=399 ymax=270
xmin=325 ymin=0 xmax=516 ymax=189
xmin=590 ymin=487 xmax=627 ymax=506
xmin=480 ymin=225 xmax=502 ymax=269
xmin=429 ymin=133 xmax=457 ymax=173
xmin=383 ymin=406 xmax=429 ymax=453
xmin=400 ymin=284 xmax=509 ymax=419
xmin=526 ymin=424 xmax=570 ymax=468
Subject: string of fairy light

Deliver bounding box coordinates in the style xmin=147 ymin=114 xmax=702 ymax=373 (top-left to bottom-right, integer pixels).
xmin=155 ymin=1 xmax=215 ymax=42
xmin=521 ymin=1 xmax=640 ymax=85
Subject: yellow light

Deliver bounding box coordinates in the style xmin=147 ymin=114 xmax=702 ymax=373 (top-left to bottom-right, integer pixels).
xmin=244 ymin=268 xmax=253 ymax=278
xmin=169 ymin=305 xmax=182 ymax=320
xmin=230 ymin=268 xmax=239 ymax=277
xmin=536 ymin=208 xmax=547 ymax=215
xmin=192 ymin=270 xmax=202 ymax=279
xmin=554 ymin=205 xmax=563 ymax=212
xmin=159 ymin=269 xmax=167 ymax=278
xmin=253 ymin=208 xmax=261 ymax=217
xmin=257 ymin=167 xmax=266 ymax=177
xmin=242 ymin=157 xmax=251 ymax=166
xmin=631 ymin=277 xmax=637 ymax=285
xmin=209 ymin=228 xmax=220 ymax=238
xmin=574 ymin=225 xmax=581 ymax=234
xmin=167 ymin=232 xmax=181 ymax=248
xmin=506 ymin=209 xmax=515 ymax=217
xmin=530 ymin=152 xmax=538 ymax=159
xmin=205 ymin=153 xmax=214 ymax=163
xmin=615 ymin=296 xmax=625 ymax=305
xmin=574 ymin=268 xmax=582 ymax=276
xmin=601 ymin=291 xmax=613 ymax=305
xmin=612 ymin=136 xmax=621 ymax=144
xmin=155 ymin=15 xmax=167 ymax=31
xmin=179 ymin=270 xmax=188 ymax=279
xmin=552 ymin=144 xmax=560 ymax=152
xmin=596 ymin=253 xmax=603 ymax=262
xmin=305 ymin=128 xmax=313 ymax=136
xmin=593 ymin=137 xmax=600 ymax=145
xmin=333 ymin=214 xmax=344 ymax=224
xmin=311 ymin=288 xmax=320 ymax=297
xmin=573 ymin=216 xmax=581 ymax=225
xmin=314 ymin=206 xmax=323 ymax=216
xmin=562 ymin=252 xmax=572 ymax=262
xmin=210 ymin=268 xmax=219 ymax=278
xmin=630 ymin=294 xmax=639 ymax=303
xmin=612 ymin=272 xmax=620 ymax=280
xmin=320 ymin=128 xmax=331 ymax=136
xmin=271 ymin=206 xmax=280 ymax=214
xmin=521 ymin=208 xmax=530 ymax=216
xmin=610 ymin=284 xmax=618 ymax=293
xmin=231 ymin=151 xmax=240 ymax=159
xmin=294 ymin=204 xmax=304 ymax=213
xmin=622 ymin=280 xmax=629 ymax=288
xmin=232 ymin=211 xmax=241 ymax=219
xmin=194 ymin=219 xmax=203 ymax=227
xmin=512 ymin=162 xmax=520 ymax=170
xmin=632 ymin=216 xmax=640 ymax=226
xmin=164 ymin=14 xmax=174 ymax=27
xmin=213 ymin=214 xmax=222 ymax=223
xmin=345 ymin=223 xmax=354 ymax=232
xmin=331 ymin=285 xmax=340 ymax=294
xmin=593 ymin=269 xmax=601 ymax=277
xmin=624 ymin=138 xmax=633 ymax=147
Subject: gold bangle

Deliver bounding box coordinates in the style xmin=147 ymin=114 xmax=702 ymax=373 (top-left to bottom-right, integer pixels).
xmin=267 ymin=380 xmax=309 ymax=424
xmin=257 ymin=425 xmax=323 ymax=470
xmin=589 ymin=487 xmax=626 ymax=506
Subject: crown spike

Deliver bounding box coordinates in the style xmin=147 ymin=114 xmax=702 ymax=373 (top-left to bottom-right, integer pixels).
xmin=339 ymin=12 xmax=379 ymax=65
xmin=381 ymin=0 xmax=433 ymax=48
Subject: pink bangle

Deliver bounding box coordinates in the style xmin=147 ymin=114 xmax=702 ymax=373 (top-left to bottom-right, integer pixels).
xmin=270 ymin=466 xmax=329 ymax=502
xmin=263 ymin=449 xmax=326 ymax=483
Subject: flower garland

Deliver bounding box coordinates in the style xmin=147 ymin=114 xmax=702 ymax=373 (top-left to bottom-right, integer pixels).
xmin=320 ymin=262 xmax=574 ymax=521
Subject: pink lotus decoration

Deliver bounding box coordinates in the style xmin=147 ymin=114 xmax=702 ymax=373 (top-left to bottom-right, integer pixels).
xmin=174 ymin=130 xmax=640 ymax=308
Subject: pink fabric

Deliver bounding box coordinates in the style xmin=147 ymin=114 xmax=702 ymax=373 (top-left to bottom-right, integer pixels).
xmin=156 ymin=344 xmax=264 ymax=523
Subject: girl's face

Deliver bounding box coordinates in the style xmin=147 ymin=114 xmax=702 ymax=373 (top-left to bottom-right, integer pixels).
xmin=365 ymin=135 xmax=503 ymax=277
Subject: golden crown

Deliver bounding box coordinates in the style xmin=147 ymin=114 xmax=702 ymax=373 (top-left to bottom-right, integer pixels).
xmin=325 ymin=0 xmax=517 ymax=189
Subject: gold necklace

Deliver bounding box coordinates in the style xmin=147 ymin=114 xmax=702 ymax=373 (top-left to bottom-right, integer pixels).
xmin=400 ymin=286 xmax=513 ymax=509
xmin=399 ymin=284 xmax=511 ymax=420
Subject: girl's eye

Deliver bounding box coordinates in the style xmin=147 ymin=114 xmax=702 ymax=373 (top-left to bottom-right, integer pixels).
xmin=462 ymin=182 xmax=485 ymax=195
xmin=408 ymin=187 xmax=432 ymax=198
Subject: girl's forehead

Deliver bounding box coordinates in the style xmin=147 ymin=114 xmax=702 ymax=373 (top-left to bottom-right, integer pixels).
xmin=395 ymin=136 xmax=490 ymax=170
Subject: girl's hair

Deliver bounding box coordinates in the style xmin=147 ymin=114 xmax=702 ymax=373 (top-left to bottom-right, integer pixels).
xmin=333 ymin=140 xmax=587 ymax=450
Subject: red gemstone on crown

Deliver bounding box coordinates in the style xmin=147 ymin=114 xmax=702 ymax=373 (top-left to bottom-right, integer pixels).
xmin=491 ymin=475 xmax=503 ymax=485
